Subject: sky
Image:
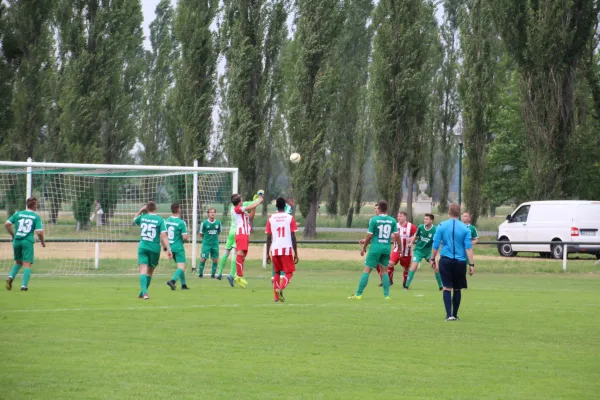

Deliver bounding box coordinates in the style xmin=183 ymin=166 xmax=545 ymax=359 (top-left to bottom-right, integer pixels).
xmin=141 ymin=0 xmax=165 ymax=50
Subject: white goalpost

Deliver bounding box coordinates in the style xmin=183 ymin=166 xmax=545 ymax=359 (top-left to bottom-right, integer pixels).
xmin=0 ymin=159 xmax=238 ymax=275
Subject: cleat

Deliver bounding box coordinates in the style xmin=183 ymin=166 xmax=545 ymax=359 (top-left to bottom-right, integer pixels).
xmin=384 ymin=296 xmax=391 ymax=300
xmin=445 ymin=316 xmax=456 ymax=321
xmin=211 ymin=274 xmax=216 ymax=279
xmin=20 ymin=286 xmax=28 ymax=291
xmin=226 ymin=275 xmax=235 ymax=287
xmin=378 ymin=283 xmax=383 ymax=287
xmin=347 ymin=294 xmax=362 ymax=300
xmin=198 ymin=274 xmax=203 ymax=278
xmin=181 ymin=285 xmax=189 ymax=290
xmin=276 ymin=289 xmax=285 ymax=303
xmin=191 ymin=268 xmax=196 ymax=273
xmin=390 ymin=282 xmax=394 ymax=286
xmin=234 ymin=276 xmax=248 ymax=288
xmin=274 ymin=299 xmax=279 ymax=302
xmin=452 ymin=316 xmax=460 ymax=321
xmin=216 ymin=274 xmax=222 ymax=280
xmin=143 ymin=294 xmax=150 ymax=300
xmin=439 ymin=287 xmax=443 ymax=291
xmin=138 ymin=295 xmax=143 ymax=299
xmin=403 ymin=286 xmax=409 ymax=291
xmin=6 ymin=277 xmax=13 ymax=291
xmin=166 ymin=280 xmax=176 ymax=291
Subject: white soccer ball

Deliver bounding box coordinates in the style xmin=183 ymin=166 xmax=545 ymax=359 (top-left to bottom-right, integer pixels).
xmin=290 ymin=153 xmax=301 ymax=164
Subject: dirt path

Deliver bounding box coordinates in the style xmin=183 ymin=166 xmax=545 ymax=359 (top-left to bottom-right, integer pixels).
xmin=0 ymin=242 xmax=565 ymax=263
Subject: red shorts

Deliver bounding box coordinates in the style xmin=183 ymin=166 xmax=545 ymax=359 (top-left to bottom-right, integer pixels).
xmin=390 ymin=251 xmax=411 ymax=268
xmin=272 ymin=255 xmax=296 ymax=274
xmin=235 ymin=234 xmax=249 ymax=251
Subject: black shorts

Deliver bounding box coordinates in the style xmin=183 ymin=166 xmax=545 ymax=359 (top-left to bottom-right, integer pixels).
xmin=439 ymin=257 xmax=468 ymax=290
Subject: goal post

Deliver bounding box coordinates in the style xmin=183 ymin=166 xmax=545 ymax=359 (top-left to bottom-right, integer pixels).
xmin=0 ymin=160 xmax=238 ymax=275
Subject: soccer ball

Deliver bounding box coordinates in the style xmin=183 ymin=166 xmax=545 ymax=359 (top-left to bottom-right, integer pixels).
xmin=290 ymin=153 xmax=301 ymax=164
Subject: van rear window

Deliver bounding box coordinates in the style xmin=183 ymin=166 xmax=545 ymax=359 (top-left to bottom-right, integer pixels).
xmin=576 ymin=204 xmax=600 ymax=223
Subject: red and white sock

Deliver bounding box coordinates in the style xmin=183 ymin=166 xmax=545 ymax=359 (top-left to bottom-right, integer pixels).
xmin=280 ymin=273 xmax=293 ymax=290
xmin=236 ymin=255 xmax=245 ymax=277
xmin=388 ymin=266 xmax=395 ymax=284
xmin=403 ymin=267 xmax=409 ymax=286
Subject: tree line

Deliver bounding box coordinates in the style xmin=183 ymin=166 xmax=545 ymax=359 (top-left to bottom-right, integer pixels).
xmin=1 ymin=0 xmax=599 ymax=238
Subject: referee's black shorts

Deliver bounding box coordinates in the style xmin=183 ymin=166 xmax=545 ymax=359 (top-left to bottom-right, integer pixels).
xmin=439 ymin=257 xmax=468 ymax=290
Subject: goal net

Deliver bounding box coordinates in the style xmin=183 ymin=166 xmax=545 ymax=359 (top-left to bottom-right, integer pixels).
xmin=0 ymin=160 xmax=237 ymax=275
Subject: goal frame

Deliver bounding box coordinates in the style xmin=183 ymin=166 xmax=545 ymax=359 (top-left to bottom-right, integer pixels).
xmin=0 ymin=158 xmax=239 ymax=271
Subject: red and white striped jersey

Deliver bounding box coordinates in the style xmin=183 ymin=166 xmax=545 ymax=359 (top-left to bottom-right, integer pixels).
xmin=233 ymin=205 xmax=251 ymax=236
xmin=393 ymin=222 xmax=417 ymax=257
xmin=265 ymin=212 xmax=298 ymax=256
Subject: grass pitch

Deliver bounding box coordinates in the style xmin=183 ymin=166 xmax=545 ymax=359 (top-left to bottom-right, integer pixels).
xmin=1 ymin=260 xmax=599 ymax=400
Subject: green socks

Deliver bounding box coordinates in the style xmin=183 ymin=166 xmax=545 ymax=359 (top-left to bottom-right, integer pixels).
xmin=405 ymin=270 xmax=415 ymax=288
xmin=382 ymin=273 xmax=391 ymax=297
xmin=146 ymin=275 xmax=152 ymax=289
xmin=139 ymin=274 xmax=148 ymax=295
xmin=171 ymin=269 xmax=182 ymax=282
xmin=180 ymin=270 xmax=187 ymax=286
xmin=22 ymin=268 xmax=31 ymax=287
xmin=199 ymin=260 xmax=206 ymax=276
xmin=218 ymin=250 xmax=230 ymax=275
xmin=435 ymin=272 xmax=443 ymax=289
xmin=8 ymin=264 xmax=21 ymax=279
xmin=356 ymin=272 xmax=370 ymax=296
xmin=229 ymin=255 xmax=236 ymax=277
xmin=211 ymin=262 xmax=218 ymax=276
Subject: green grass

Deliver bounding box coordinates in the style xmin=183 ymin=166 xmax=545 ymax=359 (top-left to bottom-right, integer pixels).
xmin=1 ymin=259 xmax=600 ymax=399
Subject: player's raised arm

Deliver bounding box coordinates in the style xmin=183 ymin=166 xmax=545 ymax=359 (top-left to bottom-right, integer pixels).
xmin=133 ymin=205 xmax=147 ymax=222
xmin=243 ymin=195 xmax=264 ymax=212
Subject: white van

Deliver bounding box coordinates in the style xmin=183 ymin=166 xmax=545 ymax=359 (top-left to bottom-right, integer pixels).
xmin=497 ymin=201 xmax=600 ymax=259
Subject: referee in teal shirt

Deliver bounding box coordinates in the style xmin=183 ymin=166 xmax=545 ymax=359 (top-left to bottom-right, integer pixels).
xmin=430 ymin=203 xmax=475 ymax=321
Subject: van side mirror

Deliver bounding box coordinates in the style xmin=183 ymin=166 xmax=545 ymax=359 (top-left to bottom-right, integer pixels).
xmin=506 ymin=215 xmax=512 ymax=222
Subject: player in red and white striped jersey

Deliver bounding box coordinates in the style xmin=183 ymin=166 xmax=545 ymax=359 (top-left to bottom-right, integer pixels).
xmin=231 ymin=193 xmax=263 ymax=288
xmin=266 ymin=197 xmax=299 ymax=302
xmin=388 ymin=211 xmax=416 ymax=288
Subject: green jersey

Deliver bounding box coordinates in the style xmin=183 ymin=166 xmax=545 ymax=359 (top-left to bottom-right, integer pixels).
xmin=367 ymin=214 xmax=398 ymax=254
xmin=415 ymin=224 xmax=436 ymax=251
xmin=284 ymin=204 xmax=293 ymax=214
xmin=165 ymin=216 xmax=188 ymax=253
xmin=8 ymin=210 xmax=43 ymax=243
xmin=134 ymin=213 xmax=167 ymax=253
xmin=201 ymin=219 xmax=222 ymax=247
xmin=467 ymin=224 xmax=479 ymax=240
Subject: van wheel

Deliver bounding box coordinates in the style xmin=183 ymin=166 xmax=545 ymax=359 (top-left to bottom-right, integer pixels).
xmin=551 ymin=241 xmax=564 ymax=260
xmin=498 ymin=238 xmax=516 ymax=257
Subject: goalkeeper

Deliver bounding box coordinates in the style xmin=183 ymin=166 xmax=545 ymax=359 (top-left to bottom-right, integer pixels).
xmin=216 ymin=189 xmax=263 ymax=286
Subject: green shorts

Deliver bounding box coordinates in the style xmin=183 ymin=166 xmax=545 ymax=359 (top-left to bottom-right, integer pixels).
xmin=13 ymin=240 xmax=34 ymax=264
xmin=172 ymin=250 xmax=186 ymax=264
xmin=201 ymin=245 xmax=219 ymax=260
xmin=365 ymin=252 xmax=390 ymax=269
xmin=412 ymin=249 xmax=431 ymax=264
xmin=225 ymin=231 xmax=236 ymax=250
xmin=138 ymin=249 xmax=160 ymax=268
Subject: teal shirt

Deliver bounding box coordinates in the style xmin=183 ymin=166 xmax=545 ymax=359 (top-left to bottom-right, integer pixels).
xmin=134 ymin=213 xmax=167 ymax=253
xmin=8 ymin=210 xmax=43 ymax=243
xmin=415 ymin=224 xmax=437 ymax=252
xmin=467 ymin=224 xmax=479 ymax=240
xmin=201 ymin=219 xmax=222 ymax=248
xmin=367 ymin=214 xmax=398 ymax=254
xmin=165 ymin=216 xmax=187 ymax=253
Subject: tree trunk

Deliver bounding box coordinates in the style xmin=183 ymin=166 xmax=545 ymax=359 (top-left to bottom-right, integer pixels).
xmin=345 ymin=205 xmax=354 ymax=228
xmin=302 ymin=200 xmax=319 ymax=239
xmin=327 ymin=166 xmax=339 ymax=216
xmin=406 ymin=173 xmax=415 ymax=222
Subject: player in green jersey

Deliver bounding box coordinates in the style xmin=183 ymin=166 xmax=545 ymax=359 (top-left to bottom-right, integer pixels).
xmin=133 ymin=201 xmax=171 ymax=300
xmin=4 ymin=197 xmax=45 ymax=291
xmin=215 ymin=190 xmax=262 ymax=286
xmin=405 ymin=213 xmax=443 ymax=290
xmin=165 ymin=203 xmax=190 ymax=290
xmin=461 ymin=212 xmax=479 ymax=245
xmin=199 ymin=208 xmax=222 ymax=278
xmin=348 ymin=200 xmax=398 ymax=300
